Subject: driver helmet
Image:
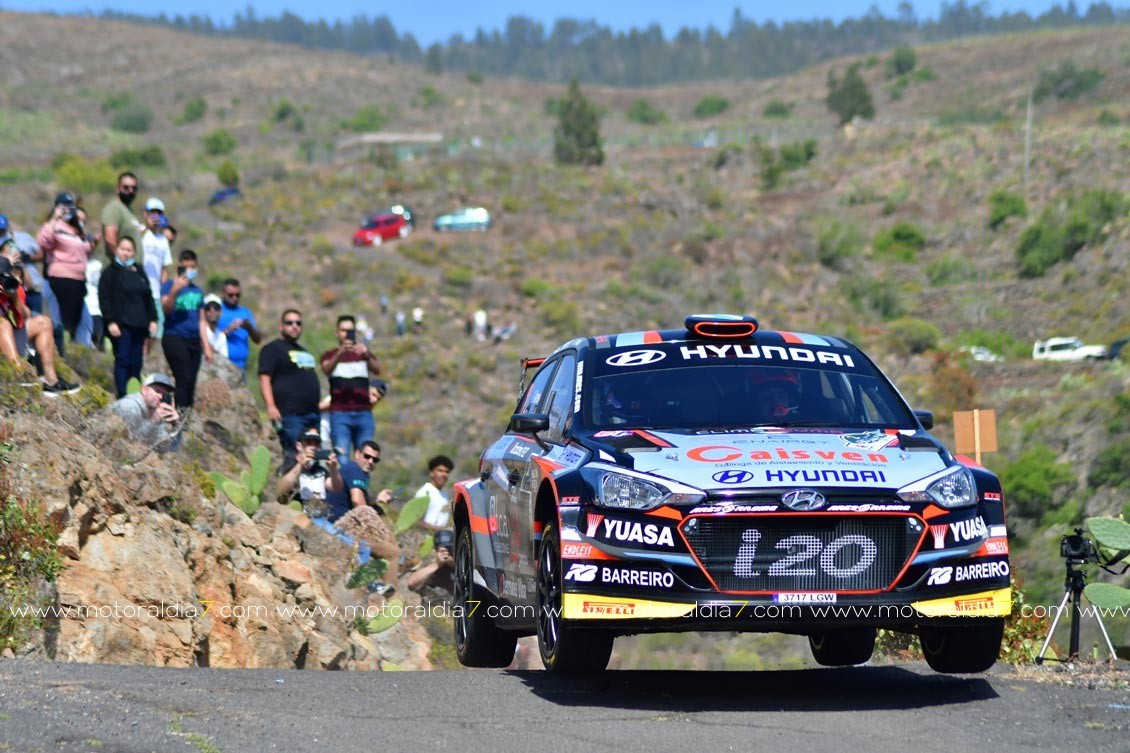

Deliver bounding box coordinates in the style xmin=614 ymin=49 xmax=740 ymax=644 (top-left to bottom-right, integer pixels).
xmin=750 ymin=368 xmax=800 ymax=419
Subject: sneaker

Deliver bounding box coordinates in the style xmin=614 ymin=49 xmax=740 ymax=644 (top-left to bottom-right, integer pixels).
xmin=366 ymin=581 xmax=395 ymax=597
xmin=43 ymin=377 xmax=81 ymax=397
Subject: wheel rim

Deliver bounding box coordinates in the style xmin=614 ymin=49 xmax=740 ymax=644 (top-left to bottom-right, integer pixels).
xmin=454 ymin=530 xmax=472 ymax=653
xmin=537 ymin=535 xmax=561 ymax=661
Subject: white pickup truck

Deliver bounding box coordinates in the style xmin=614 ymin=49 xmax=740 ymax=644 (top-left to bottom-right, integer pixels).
xmin=1032 ymin=336 xmax=1108 ymax=361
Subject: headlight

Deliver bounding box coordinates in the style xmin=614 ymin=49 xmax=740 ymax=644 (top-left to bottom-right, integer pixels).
xmin=897 ymin=466 xmax=977 ymax=509
xmin=582 ymin=466 xmax=705 ymax=511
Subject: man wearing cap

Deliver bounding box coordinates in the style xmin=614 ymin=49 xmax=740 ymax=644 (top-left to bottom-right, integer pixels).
xmin=276 ymin=427 xmax=343 ymax=513
xmin=140 ymin=197 xmax=173 ymax=340
xmin=106 ymin=373 xmax=181 ymax=450
xmin=102 ymin=172 xmax=146 ymax=266
xmin=202 ymin=293 xmax=228 ymax=359
xmin=37 ymin=192 xmax=96 ymax=344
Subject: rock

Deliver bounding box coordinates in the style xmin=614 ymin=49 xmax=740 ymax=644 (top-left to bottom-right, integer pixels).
xmin=274 ymin=559 xmax=313 ymax=585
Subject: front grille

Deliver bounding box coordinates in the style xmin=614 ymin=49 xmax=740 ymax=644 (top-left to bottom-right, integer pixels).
xmin=682 ymin=515 xmax=920 ymax=593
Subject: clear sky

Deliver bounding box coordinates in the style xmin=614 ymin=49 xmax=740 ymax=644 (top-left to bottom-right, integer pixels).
xmin=0 ymin=1 xmax=1097 ymax=45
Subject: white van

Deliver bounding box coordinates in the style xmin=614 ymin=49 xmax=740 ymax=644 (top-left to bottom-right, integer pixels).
xmin=1032 ymin=336 xmax=1108 ymax=361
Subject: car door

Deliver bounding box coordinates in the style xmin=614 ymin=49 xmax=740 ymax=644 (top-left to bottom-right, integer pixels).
xmin=507 ymin=353 xmax=577 ymax=596
xmin=481 ymin=359 xmax=558 ymax=602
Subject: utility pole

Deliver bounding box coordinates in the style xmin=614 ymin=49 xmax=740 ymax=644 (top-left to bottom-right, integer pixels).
xmin=1024 ymin=87 xmax=1033 ymax=197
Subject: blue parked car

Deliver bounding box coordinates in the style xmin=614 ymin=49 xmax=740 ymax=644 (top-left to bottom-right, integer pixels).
xmin=209 ymin=186 xmax=242 ymax=206
xmin=433 ymin=206 xmax=491 ymax=232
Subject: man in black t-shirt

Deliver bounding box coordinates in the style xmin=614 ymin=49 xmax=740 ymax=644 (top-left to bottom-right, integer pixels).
xmin=258 ymin=308 xmax=321 ymax=456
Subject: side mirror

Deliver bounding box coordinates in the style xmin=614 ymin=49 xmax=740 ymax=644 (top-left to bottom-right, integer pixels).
xmin=913 ymin=410 xmax=934 ymax=430
xmin=509 ymin=412 xmax=550 ymax=451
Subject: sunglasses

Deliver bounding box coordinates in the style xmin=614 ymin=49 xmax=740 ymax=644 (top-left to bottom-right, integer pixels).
xmin=283 ymin=319 xmax=302 ymax=326
xmin=225 ymin=292 xmax=241 ymax=298
xmin=361 ymin=453 xmax=380 ymax=463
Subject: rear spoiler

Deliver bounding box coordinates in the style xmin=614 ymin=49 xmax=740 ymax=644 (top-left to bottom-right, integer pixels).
xmin=517 ymin=357 xmax=545 ymax=402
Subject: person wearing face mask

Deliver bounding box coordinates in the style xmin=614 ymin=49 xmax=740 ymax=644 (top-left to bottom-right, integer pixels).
xmin=101 ymin=172 xmax=146 ymax=269
xmin=98 ymin=236 xmax=157 ymax=396
xmin=160 ymin=248 xmax=213 ymax=409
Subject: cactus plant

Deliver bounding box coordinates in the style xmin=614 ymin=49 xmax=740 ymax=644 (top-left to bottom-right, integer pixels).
xmin=1083 ymin=517 xmax=1130 ymax=610
xmin=394 ymin=494 xmax=430 ymax=536
xmin=209 ymin=445 xmax=272 ymax=516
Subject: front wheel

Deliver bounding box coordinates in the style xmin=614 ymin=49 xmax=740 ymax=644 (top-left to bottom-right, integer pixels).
xmin=808 ymin=628 xmax=876 ymax=666
xmin=454 ymin=525 xmax=516 ymax=667
xmin=536 ymin=525 xmax=613 ymax=674
xmin=919 ymin=619 xmax=1003 ymax=674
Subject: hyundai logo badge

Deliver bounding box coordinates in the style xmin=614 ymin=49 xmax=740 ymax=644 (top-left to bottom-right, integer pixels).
xmin=781 ymin=489 xmax=826 ymax=511
xmin=712 ymin=470 xmax=754 ymax=485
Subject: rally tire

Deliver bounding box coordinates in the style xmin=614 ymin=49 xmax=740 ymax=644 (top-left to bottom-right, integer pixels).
xmin=536 ymin=525 xmax=613 ymax=675
xmin=808 ymin=628 xmax=876 ymax=666
xmin=919 ymin=619 xmax=1004 ymax=674
xmin=454 ymin=525 xmax=516 ymax=667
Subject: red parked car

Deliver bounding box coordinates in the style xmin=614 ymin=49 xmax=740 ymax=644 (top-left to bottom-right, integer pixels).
xmin=352 ymin=212 xmax=410 ymax=246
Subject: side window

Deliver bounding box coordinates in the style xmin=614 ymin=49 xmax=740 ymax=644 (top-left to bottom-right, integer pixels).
xmin=518 ymin=361 xmax=557 ymax=414
xmin=544 ymin=354 xmax=577 ymax=443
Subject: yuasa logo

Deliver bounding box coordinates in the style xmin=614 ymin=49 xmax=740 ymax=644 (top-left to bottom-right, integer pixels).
xmin=712 ymin=470 xmax=755 ymax=485
xmin=605 ymin=349 xmax=666 ymax=367
xmin=601 ymin=519 xmax=676 ymax=547
xmin=586 ymin=513 xmax=604 ymax=537
xmin=930 ymin=524 xmax=948 ymax=549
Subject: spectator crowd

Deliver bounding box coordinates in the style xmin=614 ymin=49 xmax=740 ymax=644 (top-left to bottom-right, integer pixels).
xmin=5 ymin=169 xmax=461 ymax=603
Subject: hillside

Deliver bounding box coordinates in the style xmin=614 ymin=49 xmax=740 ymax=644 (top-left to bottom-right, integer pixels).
xmin=2 ymin=12 xmax=1130 ymax=664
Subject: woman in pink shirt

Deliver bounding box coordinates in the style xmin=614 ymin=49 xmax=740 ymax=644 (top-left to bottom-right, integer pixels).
xmin=37 ymin=194 xmax=96 ymax=341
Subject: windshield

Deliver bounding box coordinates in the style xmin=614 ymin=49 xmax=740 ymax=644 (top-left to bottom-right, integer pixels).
xmin=586 ymin=358 xmax=916 ymax=431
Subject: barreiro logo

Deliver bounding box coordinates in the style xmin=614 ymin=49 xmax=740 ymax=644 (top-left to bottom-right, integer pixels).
xmin=565 ymin=564 xmax=598 ymax=582
xmin=586 ymin=513 xmax=604 ymax=537
xmin=712 ymin=470 xmax=754 ymax=484
xmin=606 ymin=349 xmax=666 ymax=367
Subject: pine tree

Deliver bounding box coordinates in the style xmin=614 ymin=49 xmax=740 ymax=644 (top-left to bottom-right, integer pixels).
xmin=826 ymin=63 xmax=875 ymax=126
xmin=553 ymin=80 xmax=604 ymax=166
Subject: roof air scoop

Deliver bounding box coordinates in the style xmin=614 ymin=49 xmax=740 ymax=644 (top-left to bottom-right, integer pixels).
xmin=685 ymin=314 xmax=759 ymax=339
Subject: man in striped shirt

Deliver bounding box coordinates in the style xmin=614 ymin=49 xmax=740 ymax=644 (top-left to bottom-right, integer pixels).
xmin=320 ymin=314 xmax=382 ymax=463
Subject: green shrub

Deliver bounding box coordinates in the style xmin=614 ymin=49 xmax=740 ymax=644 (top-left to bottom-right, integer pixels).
xmin=345 ymin=104 xmax=388 ymax=132
xmin=216 ymin=160 xmax=240 ymax=188
xmin=635 ymin=256 xmax=687 ymax=288
xmin=554 ymin=80 xmax=604 ymax=166
xmin=443 ymin=266 xmax=474 ymax=287
xmin=1016 ymin=189 xmax=1125 ymax=277
xmin=885 ymin=46 xmax=918 ymax=78
xmin=840 ymin=278 xmax=904 ymax=319
xmin=466 ymin=72 xmax=484 ymax=84
xmin=101 ymin=91 xmax=137 ymax=113
xmin=777 ymin=139 xmax=817 ymax=170
xmin=925 ymin=253 xmax=975 ymax=286
xmin=762 ymin=99 xmax=793 ymax=118
xmin=988 ymin=189 xmax=1027 ymax=229
xmin=816 ymin=219 xmax=862 ymax=270
xmin=1033 ymin=61 xmax=1105 ymax=103
xmin=873 ymin=221 xmax=926 ymax=261
xmin=417 ymin=85 xmax=446 ymax=109
xmin=713 ymin=143 xmax=742 ymax=170
xmin=539 ymin=298 xmax=581 ymax=335
xmin=693 ymin=95 xmax=730 ymax=118
xmin=273 ymin=98 xmax=297 ymax=122
xmin=1097 ymin=108 xmax=1121 ymax=126
xmin=111 ymin=103 xmax=154 ymax=134
xmin=826 ymin=63 xmax=874 ymax=125
xmin=996 ymin=444 xmax=1077 ymax=519
xmin=885 ymin=317 xmax=940 ymax=355
xmin=53 ymin=154 xmax=116 ymax=195
xmin=202 ymin=129 xmax=238 ymax=156
xmin=544 ymin=97 xmax=562 ymax=117
xmin=520 ymin=278 xmax=551 ymax=298
xmin=627 ymin=98 xmax=667 ymax=125
xmin=911 ymin=66 xmax=938 ymax=83
xmin=110 ymin=145 xmax=167 ymax=170
xmin=175 ymin=97 xmax=207 ymax=125
xmin=1088 ymin=438 xmax=1130 ymax=489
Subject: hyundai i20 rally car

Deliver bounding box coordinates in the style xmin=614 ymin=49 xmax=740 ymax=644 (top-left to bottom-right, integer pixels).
xmin=451 ymin=315 xmax=1011 ymax=674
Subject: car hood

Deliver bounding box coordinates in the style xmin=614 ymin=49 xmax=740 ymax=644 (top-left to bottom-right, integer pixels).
xmin=589 ymin=428 xmax=948 ymax=491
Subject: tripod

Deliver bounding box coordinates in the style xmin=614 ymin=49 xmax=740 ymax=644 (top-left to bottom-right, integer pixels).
xmin=1035 ymin=556 xmax=1117 ymax=664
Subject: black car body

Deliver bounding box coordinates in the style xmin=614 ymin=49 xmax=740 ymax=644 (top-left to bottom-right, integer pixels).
xmin=452 ymin=315 xmax=1011 ymax=674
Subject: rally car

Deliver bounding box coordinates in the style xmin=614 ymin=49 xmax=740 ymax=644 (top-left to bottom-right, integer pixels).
xmin=452 ymin=315 xmax=1011 ymax=674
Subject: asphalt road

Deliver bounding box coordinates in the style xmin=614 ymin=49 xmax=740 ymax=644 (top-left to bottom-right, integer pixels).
xmin=1 ymin=660 xmax=1128 ymax=753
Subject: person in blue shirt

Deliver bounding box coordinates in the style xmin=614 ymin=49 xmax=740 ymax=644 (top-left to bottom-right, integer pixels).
xmin=215 ymin=277 xmax=260 ymax=377
xmin=323 ymin=440 xmax=400 ymax=590
xmin=160 ymin=248 xmax=213 ymax=408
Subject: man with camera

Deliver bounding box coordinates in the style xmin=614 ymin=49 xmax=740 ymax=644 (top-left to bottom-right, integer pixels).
xmin=0 ymin=254 xmax=79 ymax=396
xmin=406 ymin=528 xmax=455 ymax=597
xmin=320 ymin=314 xmax=382 ymax=463
xmin=106 ymin=372 xmax=181 ymax=450
xmin=277 ymin=427 xmax=344 ymax=513
xmin=260 ymin=309 xmax=320 ymax=459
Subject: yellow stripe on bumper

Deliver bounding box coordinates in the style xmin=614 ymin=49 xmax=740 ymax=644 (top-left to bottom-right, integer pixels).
xmin=910 ymin=588 xmax=1013 ymax=617
xmin=562 ymin=594 xmax=698 ymax=620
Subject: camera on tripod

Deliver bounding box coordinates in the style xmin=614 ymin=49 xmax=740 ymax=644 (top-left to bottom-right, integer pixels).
xmin=1060 ymin=528 xmax=1098 ymax=562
